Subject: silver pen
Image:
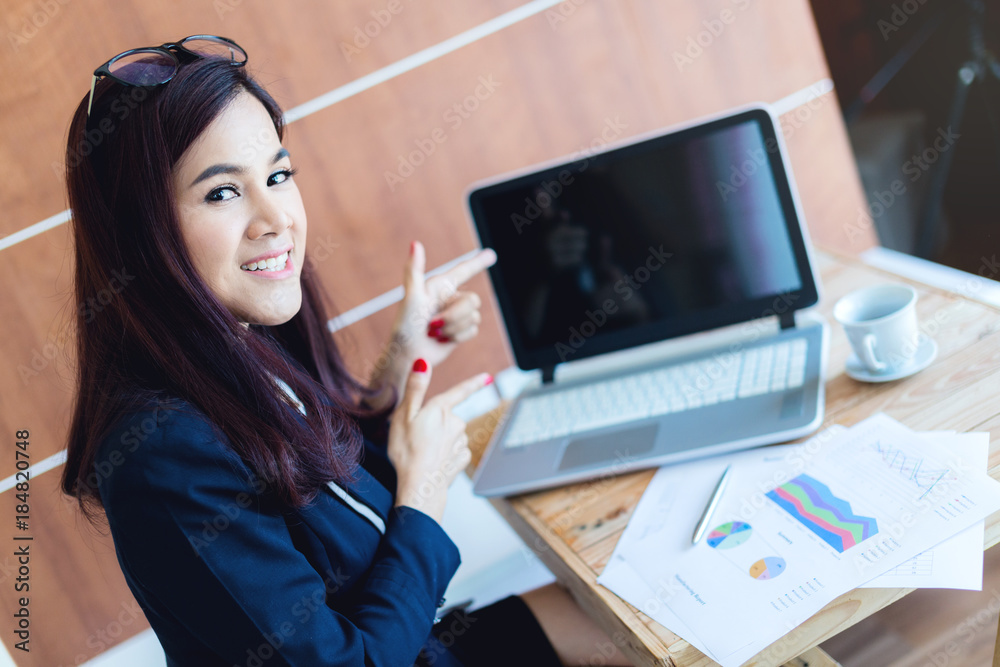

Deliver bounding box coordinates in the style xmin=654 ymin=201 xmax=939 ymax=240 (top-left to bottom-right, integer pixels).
xmin=691 ymin=464 xmax=733 ymax=545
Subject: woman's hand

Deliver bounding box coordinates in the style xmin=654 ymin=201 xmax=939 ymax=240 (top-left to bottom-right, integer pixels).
xmin=366 ymin=240 xmax=496 ymax=412
xmin=387 ymin=358 xmax=492 ymax=523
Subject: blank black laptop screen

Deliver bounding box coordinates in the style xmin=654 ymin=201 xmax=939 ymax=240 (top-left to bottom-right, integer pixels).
xmin=468 ymin=108 xmax=818 ymax=371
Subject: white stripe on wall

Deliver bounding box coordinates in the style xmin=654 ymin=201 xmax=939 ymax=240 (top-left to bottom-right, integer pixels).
xmin=772 ymin=78 xmax=834 ymax=116
xmin=0 ymin=209 xmax=72 ymax=252
xmin=284 ymin=0 xmax=565 ymax=123
xmin=327 ymin=248 xmax=482 ymax=332
xmin=0 ymin=449 xmax=66 ymax=493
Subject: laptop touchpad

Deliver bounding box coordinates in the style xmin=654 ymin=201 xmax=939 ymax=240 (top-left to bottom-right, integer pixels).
xmin=558 ymin=423 xmax=659 ymax=471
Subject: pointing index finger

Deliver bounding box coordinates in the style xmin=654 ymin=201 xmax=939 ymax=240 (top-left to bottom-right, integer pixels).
xmin=435 ymin=372 xmax=493 ymax=410
xmin=436 ymin=248 xmax=497 ymax=290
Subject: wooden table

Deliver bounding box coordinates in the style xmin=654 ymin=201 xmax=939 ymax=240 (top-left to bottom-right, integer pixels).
xmin=465 ymin=247 xmax=1000 ymax=667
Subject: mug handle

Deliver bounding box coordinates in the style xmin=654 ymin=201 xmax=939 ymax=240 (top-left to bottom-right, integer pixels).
xmin=861 ymin=334 xmax=887 ymax=373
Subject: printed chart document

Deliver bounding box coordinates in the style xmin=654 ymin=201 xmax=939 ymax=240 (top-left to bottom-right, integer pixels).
xmin=597 ymin=414 xmax=1000 ymax=666
xmin=861 ymin=431 xmax=987 ymax=590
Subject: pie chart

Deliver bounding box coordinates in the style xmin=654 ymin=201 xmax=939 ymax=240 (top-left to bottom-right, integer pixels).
xmin=706 ymin=521 xmax=753 ymax=549
xmin=749 ymin=557 xmax=786 ymax=580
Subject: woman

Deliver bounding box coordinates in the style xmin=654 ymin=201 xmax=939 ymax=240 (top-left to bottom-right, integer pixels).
xmin=59 ymin=35 xmax=629 ymax=666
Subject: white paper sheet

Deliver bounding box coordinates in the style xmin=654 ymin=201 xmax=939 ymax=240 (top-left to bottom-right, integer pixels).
xmin=861 ymin=432 xmax=987 ymax=590
xmin=597 ymin=415 xmax=1000 ymax=666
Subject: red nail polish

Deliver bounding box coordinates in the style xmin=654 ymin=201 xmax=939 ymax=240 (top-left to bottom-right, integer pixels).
xmin=484 ymin=374 xmax=494 ymax=386
xmin=436 ymin=335 xmax=450 ymax=343
xmin=429 ymin=318 xmax=445 ymax=328
xmin=412 ymin=358 xmax=428 ymax=373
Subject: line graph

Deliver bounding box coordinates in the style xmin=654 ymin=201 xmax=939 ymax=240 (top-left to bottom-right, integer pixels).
xmin=871 ymin=439 xmax=957 ymax=500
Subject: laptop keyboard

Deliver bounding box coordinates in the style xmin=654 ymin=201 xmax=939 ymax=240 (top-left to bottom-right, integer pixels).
xmin=503 ymin=338 xmax=808 ymax=448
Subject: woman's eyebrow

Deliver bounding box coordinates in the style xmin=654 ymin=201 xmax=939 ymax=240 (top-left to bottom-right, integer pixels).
xmin=272 ymin=147 xmax=290 ymax=163
xmin=189 ymin=148 xmax=291 ymax=187
xmin=191 ymin=163 xmax=243 ymax=187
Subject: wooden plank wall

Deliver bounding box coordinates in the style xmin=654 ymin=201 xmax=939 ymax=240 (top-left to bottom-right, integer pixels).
xmin=0 ymin=1 xmax=876 ymax=664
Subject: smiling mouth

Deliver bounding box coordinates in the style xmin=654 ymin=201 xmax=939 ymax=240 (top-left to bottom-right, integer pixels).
xmin=241 ymin=251 xmax=289 ymax=272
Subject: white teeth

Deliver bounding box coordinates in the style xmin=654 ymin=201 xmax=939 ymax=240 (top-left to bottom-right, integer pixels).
xmin=241 ymin=251 xmax=289 ymax=272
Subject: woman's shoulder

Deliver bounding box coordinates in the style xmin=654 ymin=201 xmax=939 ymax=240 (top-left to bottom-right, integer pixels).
xmin=95 ymin=394 xmax=262 ymax=510
xmin=100 ymin=394 xmax=211 ymax=447
xmin=96 ymin=395 xmax=239 ymax=479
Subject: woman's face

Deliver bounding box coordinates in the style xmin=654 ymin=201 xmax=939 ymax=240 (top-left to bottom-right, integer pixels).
xmin=172 ymin=91 xmax=307 ymax=326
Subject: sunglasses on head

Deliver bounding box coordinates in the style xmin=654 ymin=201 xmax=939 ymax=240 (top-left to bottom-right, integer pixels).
xmin=87 ymin=34 xmax=247 ymax=116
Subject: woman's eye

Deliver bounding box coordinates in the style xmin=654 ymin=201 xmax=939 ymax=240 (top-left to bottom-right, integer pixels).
xmin=268 ymin=168 xmax=298 ymax=187
xmin=206 ymin=185 xmax=238 ymax=202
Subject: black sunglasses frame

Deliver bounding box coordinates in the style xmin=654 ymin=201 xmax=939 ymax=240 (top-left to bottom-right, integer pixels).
xmin=87 ymin=34 xmax=246 ymax=116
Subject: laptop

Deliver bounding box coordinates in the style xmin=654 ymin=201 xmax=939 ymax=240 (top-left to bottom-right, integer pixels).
xmin=465 ymin=103 xmax=828 ymax=497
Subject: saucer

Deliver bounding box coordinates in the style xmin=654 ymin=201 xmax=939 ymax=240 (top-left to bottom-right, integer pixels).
xmin=845 ymin=336 xmax=938 ymax=383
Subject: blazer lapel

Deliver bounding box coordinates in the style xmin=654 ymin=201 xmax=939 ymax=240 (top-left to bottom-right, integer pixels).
xmin=276 ymin=372 xmax=397 ymax=533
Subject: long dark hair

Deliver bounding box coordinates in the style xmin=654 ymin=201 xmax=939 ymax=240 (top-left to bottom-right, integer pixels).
xmin=60 ymin=56 xmax=396 ymax=524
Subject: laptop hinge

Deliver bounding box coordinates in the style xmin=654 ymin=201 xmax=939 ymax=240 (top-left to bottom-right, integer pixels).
xmin=541 ymin=365 xmax=556 ymax=384
xmin=779 ymin=311 xmax=796 ymax=330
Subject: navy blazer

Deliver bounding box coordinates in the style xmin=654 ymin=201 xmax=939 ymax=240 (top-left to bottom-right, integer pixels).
xmin=95 ymin=393 xmax=464 ymax=667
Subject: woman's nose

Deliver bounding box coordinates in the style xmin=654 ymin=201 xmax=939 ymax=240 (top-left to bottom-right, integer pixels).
xmin=247 ymin=194 xmax=292 ymax=238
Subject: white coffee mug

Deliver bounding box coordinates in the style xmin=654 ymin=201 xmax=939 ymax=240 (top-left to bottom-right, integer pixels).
xmin=833 ymin=283 xmax=920 ymax=374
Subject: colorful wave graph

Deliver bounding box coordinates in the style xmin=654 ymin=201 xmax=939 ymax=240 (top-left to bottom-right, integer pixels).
xmin=766 ymin=474 xmax=878 ymax=552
